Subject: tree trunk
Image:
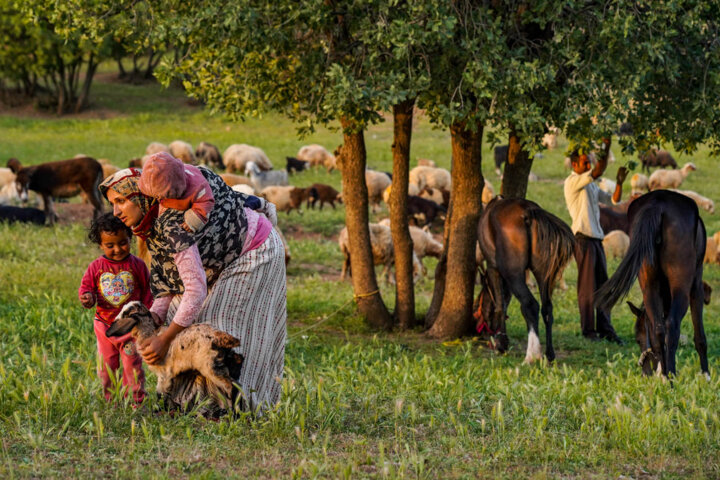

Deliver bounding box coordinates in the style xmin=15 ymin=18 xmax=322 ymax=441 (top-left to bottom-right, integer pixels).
xmin=76 ymin=53 xmax=98 ymax=113
xmin=425 ymin=187 xmax=453 ymax=328
xmin=338 ymin=117 xmax=393 ymax=330
xmin=427 ymin=121 xmax=484 ymax=339
xmin=390 ymin=98 xmax=416 ymax=329
xmin=500 ymin=126 xmax=534 ymax=199
xmin=116 ymin=56 xmax=127 ymax=79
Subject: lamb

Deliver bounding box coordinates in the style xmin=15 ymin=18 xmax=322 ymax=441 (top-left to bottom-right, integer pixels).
xmin=417 ymin=158 xmax=436 ymax=168
xmin=338 ymin=223 xmax=422 ymax=284
xmin=409 ymin=166 xmax=451 ymax=191
xmin=602 ymin=230 xmax=630 ymax=259
xmin=224 ymin=144 xmax=273 ymax=173
xmin=306 ymin=183 xmax=342 ymax=210
xmin=195 ymin=141 xmax=224 ymax=169
xmin=145 ymin=142 xmax=169 ymax=156
xmin=705 ymin=237 xmax=720 ymax=264
xmin=407 ymin=195 xmax=446 ymax=227
xmin=169 ymin=140 xmax=197 ymax=165
xmin=231 ymin=184 xmax=255 ymax=196
xmin=378 ymin=218 xmax=443 ymax=275
xmin=630 ymin=173 xmax=649 ymax=194
xmin=220 ymin=173 xmax=252 ymax=188
xmin=106 ymin=301 xmax=244 ymax=413
xmin=648 ymin=162 xmax=696 ymax=190
xmin=285 ymin=157 xmax=309 ymax=174
xmin=670 ymin=189 xmax=715 ymax=214
xmin=640 ymin=149 xmax=677 ymax=173
xmin=366 ymin=170 xmax=392 ymax=211
xmin=244 ymin=161 xmax=289 ymax=192
xmin=296 ymin=144 xmax=336 ymax=172
xmin=260 ymin=185 xmax=307 ymax=214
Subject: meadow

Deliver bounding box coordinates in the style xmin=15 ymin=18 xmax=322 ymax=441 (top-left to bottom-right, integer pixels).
xmin=1 ymin=74 xmax=720 ymax=478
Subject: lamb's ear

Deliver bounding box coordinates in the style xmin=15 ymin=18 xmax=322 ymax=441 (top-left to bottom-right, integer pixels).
xmin=106 ymin=315 xmax=138 ymax=338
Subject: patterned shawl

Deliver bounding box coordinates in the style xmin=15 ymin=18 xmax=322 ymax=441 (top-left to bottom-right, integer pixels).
xmin=99 ymin=168 xmax=159 ymax=238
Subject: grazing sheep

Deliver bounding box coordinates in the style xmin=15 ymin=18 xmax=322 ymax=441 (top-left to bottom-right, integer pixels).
xmin=670 ymin=189 xmax=715 ymax=214
xmin=648 ymin=162 xmax=696 ymax=190
xmin=306 ymin=183 xmax=342 ymax=210
xmin=297 ymin=144 xmax=336 ymax=172
xmin=378 ymin=218 xmax=443 ymax=275
xmin=285 ymin=156 xmax=309 ymax=174
xmin=0 ymin=205 xmax=45 ymax=224
xmin=407 ymin=195 xmax=446 ymax=227
xmin=231 ymin=184 xmax=256 ymax=196
xmin=382 ymin=183 xmax=420 ymax=205
xmin=603 ymin=230 xmax=630 ymax=259
xmin=0 ymin=167 xmax=16 ymax=193
xmin=195 ymin=142 xmax=224 ymax=169
xmin=366 ymin=170 xmax=392 ymax=211
xmin=0 ymin=182 xmax=20 ymax=205
xmin=220 ymin=173 xmax=252 ymax=188
xmin=145 ymin=142 xmax=169 ymax=156
xmin=705 ymin=236 xmax=720 ymax=264
xmin=419 ymin=186 xmax=446 ymax=206
xmin=640 ymin=149 xmax=677 ymax=173
xmin=409 ymin=166 xmax=451 ymax=191
xmin=630 ymin=173 xmax=649 ymax=194
xmin=597 ymin=177 xmax=617 ymax=196
xmin=338 ymin=223 xmax=422 ymax=284
xmin=260 ymin=185 xmax=306 ymax=214
xmin=106 ymin=301 xmax=244 ymax=413
xmin=128 ymin=155 xmax=150 ymax=168
xmin=168 ymin=140 xmax=197 ymax=165
xmin=417 ymin=158 xmax=437 ymax=168
xmin=224 ymin=144 xmax=273 ymax=173
xmin=245 ymin=161 xmax=289 ymax=192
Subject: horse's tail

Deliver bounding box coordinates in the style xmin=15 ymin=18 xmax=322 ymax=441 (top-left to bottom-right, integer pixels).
xmin=526 ymin=206 xmax=575 ymax=290
xmin=595 ymin=205 xmax=662 ymax=312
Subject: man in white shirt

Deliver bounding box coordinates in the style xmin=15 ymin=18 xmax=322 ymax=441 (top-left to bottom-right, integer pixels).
xmin=564 ymin=138 xmax=627 ymax=344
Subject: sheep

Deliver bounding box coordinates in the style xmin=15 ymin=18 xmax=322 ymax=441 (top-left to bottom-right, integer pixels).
xmin=195 ymin=141 xmax=224 ymax=169
xmin=0 ymin=167 xmax=16 ymax=191
xmin=542 ymin=128 xmax=559 ymax=149
xmin=338 ymin=223 xmax=422 ymax=284
xmin=603 ymin=230 xmax=630 ymax=259
xmin=306 ymin=183 xmax=342 ymax=210
xmin=417 ymin=158 xmax=436 ymax=168
xmin=260 ymin=185 xmax=307 ymax=214
xmin=409 ymin=166 xmax=451 ymax=191
xmin=670 ymin=189 xmax=715 ymax=214
xmin=231 ymin=184 xmax=256 ymax=196
xmin=224 ymin=144 xmax=273 ymax=173
xmin=382 ymin=183 xmax=420 ymax=205
xmin=220 ymin=173 xmax=252 ymax=188
xmin=128 ymin=156 xmax=150 ymax=168
xmin=640 ymin=149 xmax=677 ymax=173
xmin=366 ymin=170 xmax=392 ymax=211
xmin=106 ymin=301 xmax=244 ymax=412
xmin=705 ymin=236 xmax=720 ymax=264
xmin=168 ymin=140 xmax=197 ymax=165
xmin=296 ymin=144 xmax=336 ymax=172
xmin=245 ymin=161 xmax=289 ymax=192
xmin=597 ymin=178 xmax=617 ymax=196
xmin=648 ymin=162 xmax=696 ymax=190
xmin=145 ymin=142 xmax=169 ymax=156
xmin=482 ymin=180 xmax=495 ymax=205
xmin=630 ymin=173 xmax=649 ymax=194
xmin=378 ymin=218 xmax=443 ymax=275
xmin=285 ymin=157 xmax=309 ymax=174
xmin=419 ymin=186 xmax=446 ymax=206
xmin=407 ymin=195 xmax=446 ymax=227
xmin=101 ymin=163 xmax=120 ymax=180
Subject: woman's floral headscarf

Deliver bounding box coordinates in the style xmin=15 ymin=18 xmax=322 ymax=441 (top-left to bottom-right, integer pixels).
xmin=99 ymin=168 xmax=158 ymax=239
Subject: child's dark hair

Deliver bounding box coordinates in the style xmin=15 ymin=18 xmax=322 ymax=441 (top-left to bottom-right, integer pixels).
xmin=88 ymin=212 xmax=133 ymax=244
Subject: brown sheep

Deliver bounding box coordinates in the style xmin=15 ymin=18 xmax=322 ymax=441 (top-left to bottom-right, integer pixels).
xmin=306 ymin=183 xmax=342 ymax=210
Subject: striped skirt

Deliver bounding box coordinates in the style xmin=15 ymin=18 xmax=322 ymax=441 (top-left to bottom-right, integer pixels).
xmin=166 ymin=228 xmax=287 ymax=414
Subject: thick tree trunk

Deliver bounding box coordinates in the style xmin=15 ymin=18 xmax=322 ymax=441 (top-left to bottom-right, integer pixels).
xmin=500 ymin=127 xmax=534 ymax=199
xmin=424 ymin=190 xmax=453 ymax=328
xmin=427 ymin=121 xmax=484 ymax=339
xmin=390 ymin=98 xmax=416 ymax=329
xmin=338 ymin=117 xmax=393 ymax=330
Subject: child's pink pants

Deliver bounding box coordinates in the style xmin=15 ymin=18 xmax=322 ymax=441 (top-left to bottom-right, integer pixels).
xmin=94 ymin=320 xmax=146 ymax=403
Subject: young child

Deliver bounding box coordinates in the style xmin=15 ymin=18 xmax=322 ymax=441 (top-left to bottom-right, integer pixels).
xmin=79 ymin=213 xmax=153 ymax=404
xmin=138 ymin=151 xmax=215 ymax=233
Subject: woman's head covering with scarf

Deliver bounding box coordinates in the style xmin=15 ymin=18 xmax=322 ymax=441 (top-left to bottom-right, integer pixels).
xmin=99 ymin=167 xmax=158 ymax=239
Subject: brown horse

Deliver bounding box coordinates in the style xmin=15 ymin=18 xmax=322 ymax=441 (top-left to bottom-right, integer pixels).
xmin=596 ymin=190 xmax=709 ymax=378
xmin=476 ymin=198 xmax=575 ymax=362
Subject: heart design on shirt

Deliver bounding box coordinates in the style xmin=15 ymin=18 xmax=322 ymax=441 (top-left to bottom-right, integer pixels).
xmin=99 ymin=271 xmax=135 ymax=306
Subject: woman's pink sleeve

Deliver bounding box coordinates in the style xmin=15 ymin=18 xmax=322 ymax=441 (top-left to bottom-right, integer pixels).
xmin=149 ymin=295 xmax=172 ymax=322
xmin=169 ymin=244 xmax=208 ymax=327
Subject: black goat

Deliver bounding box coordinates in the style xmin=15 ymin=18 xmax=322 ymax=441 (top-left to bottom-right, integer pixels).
xmin=286 ymin=156 xmax=309 ymax=174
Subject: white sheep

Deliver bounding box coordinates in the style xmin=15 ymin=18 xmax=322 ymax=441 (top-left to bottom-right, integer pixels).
xmin=597 ymin=177 xmax=617 ymax=196
xmin=296 ymin=144 xmax=337 ymax=172
xmin=220 ymin=173 xmax=253 ymax=188
xmin=542 ymin=128 xmax=558 ymax=149
xmin=382 ymin=183 xmax=420 ymax=205
xmin=0 ymin=167 xmax=16 ymax=191
xmin=338 ymin=223 xmax=422 ymax=284
xmin=409 ymin=166 xmax=451 ymax=191
xmin=259 ymin=185 xmax=306 ymax=214
xmin=366 ymin=170 xmax=392 ymax=211
xmin=417 ymin=158 xmax=437 ymax=168
xmin=224 ymin=144 xmax=273 ymax=173
xmin=630 ymin=173 xmax=649 ymax=194
xmin=169 ymin=140 xmax=197 ymax=165
xmin=603 ymin=230 xmax=630 ymax=259
xmin=145 ymin=142 xmax=169 ymax=156
xmin=670 ymin=189 xmax=715 ymax=214
xmin=101 ymin=163 xmax=121 ymax=180
xmin=648 ymin=162 xmax=697 ymax=190
xmin=231 ymin=184 xmax=256 ymax=196
xmin=378 ymin=218 xmax=443 ymax=275
xmin=245 ymin=161 xmax=289 ymax=192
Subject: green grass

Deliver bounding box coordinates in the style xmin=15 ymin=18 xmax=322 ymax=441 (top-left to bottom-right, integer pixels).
xmin=1 ymin=74 xmax=720 ymax=478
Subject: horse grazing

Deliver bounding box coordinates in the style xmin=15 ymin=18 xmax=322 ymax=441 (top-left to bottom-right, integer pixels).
xmin=7 ymin=156 xmax=104 ymax=225
xmin=595 ymin=190 xmax=709 ymax=378
xmin=476 ymin=197 xmax=575 ymax=362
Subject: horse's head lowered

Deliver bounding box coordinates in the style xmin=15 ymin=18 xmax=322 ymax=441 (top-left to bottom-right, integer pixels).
xmin=474 ymin=270 xmax=508 ymax=352
xmin=627 ymin=302 xmax=658 ymax=376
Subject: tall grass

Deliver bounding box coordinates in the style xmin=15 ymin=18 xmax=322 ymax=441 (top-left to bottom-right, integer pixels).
xmin=1 ymin=75 xmax=719 ymax=478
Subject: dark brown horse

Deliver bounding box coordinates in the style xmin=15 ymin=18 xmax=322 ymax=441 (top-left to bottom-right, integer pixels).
xmin=476 ymin=198 xmax=575 ymax=362
xmin=596 ymin=190 xmax=709 ymax=378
